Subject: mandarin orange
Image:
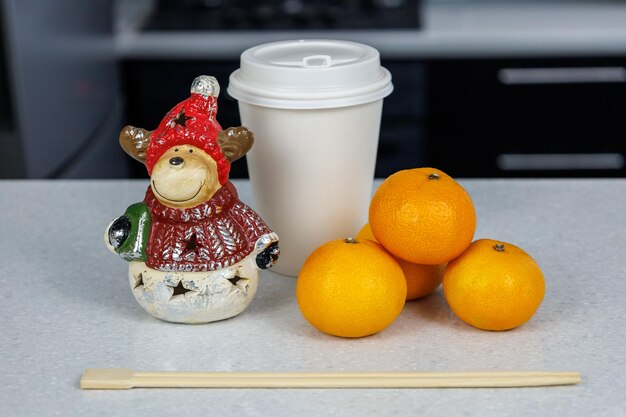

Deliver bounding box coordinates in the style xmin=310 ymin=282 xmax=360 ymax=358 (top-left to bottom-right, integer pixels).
xmin=369 ymin=168 xmax=476 ymax=265
xmin=296 ymin=238 xmax=406 ymax=338
xmin=443 ymin=239 xmax=545 ymax=331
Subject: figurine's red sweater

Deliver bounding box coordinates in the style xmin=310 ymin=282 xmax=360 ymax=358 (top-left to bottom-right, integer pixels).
xmin=143 ymin=181 xmax=271 ymax=272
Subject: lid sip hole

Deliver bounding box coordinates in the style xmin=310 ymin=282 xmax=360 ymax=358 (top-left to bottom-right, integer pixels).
xmin=302 ymin=55 xmax=332 ymax=68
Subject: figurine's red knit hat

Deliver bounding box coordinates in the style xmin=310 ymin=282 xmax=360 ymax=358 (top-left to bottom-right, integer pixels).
xmin=145 ymin=76 xmax=230 ymax=185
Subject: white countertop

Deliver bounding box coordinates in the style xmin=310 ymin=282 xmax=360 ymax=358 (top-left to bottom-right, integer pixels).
xmin=1 ymin=179 xmax=625 ymax=416
xmin=116 ymin=1 xmax=626 ymax=58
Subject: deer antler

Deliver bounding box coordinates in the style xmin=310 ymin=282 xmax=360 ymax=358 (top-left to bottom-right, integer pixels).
xmin=217 ymin=127 xmax=254 ymax=163
xmin=119 ymin=125 xmax=152 ymax=163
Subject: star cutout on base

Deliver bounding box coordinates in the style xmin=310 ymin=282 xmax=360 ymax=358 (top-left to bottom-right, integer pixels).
xmin=227 ymin=275 xmax=250 ymax=294
xmin=171 ymin=280 xmax=192 ymax=298
xmin=133 ymin=272 xmax=144 ymax=289
xmin=172 ymin=108 xmax=193 ymax=127
xmin=227 ymin=276 xmax=241 ymax=286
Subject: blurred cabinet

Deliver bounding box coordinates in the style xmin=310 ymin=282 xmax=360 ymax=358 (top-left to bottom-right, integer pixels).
xmin=424 ymin=58 xmax=626 ymax=177
xmin=1 ymin=0 xmax=127 ymax=178
xmin=124 ymin=56 xmax=626 ymax=179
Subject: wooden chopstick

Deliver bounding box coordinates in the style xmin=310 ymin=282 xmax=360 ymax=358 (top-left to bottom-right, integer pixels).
xmin=80 ymin=368 xmax=581 ymax=390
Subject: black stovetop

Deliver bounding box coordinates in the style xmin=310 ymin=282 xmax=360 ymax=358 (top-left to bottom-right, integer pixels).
xmin=142 ymin=0 xmax=421 ymax=31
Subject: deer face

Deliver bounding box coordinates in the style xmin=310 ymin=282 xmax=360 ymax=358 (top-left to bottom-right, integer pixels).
xmin=119 ymin=125 xmax=255 ymax=209
xmin=150 ymin=144 xmax=221 ymax=208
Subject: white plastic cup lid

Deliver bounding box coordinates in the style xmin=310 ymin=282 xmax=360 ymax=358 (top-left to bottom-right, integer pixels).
xmin=227 ymin=39 xmax=393 ymax=109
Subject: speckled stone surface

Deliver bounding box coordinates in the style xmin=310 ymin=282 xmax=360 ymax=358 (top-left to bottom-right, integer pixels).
xmin=1 ymin=179 xmax=625 ymax=416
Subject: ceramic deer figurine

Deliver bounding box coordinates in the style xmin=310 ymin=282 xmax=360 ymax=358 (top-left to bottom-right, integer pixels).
xmin=105 ymin=75 xmax=279 ymax=323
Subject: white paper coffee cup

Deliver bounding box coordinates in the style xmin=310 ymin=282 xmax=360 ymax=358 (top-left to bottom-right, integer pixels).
xmin=228 ymin=39 xmax=393 ymax=276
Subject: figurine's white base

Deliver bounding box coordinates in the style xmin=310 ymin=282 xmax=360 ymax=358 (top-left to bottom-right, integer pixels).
xmin=128 ymin=257 xmax=259 ymax=324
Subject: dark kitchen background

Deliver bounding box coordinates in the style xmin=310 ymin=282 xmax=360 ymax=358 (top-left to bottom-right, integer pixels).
xmin=1 ymin=0 xmax=625 ymax=179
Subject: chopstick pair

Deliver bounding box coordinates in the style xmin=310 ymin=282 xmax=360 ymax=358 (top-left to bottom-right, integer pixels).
xmin=80 ymin=368 xmax=581 ymax=390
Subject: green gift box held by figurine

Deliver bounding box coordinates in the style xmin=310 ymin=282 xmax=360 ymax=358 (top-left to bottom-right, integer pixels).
xmin=105 ymin=75 xmax=280 ymax=324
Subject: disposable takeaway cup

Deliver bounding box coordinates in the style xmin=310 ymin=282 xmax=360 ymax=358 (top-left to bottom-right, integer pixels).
xmin=228 ymin=39 xmax=393 ymax=276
